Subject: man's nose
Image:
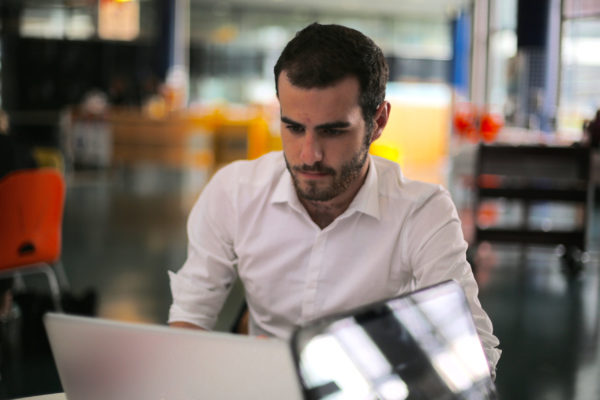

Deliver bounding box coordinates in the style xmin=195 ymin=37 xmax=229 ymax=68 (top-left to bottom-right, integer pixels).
xmin=300 ymin=131 xmax=323 ymax=165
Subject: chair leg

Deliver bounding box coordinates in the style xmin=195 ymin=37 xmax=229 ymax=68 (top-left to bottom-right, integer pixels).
xmin=53 ymin=260 xmax=71 ymax=291
xmin=12 ymin=273 xmax=26 ymax=292
xmin=0 ymin=263 xmax=63 ymax=312
xmin=40 ymin=265 xmax=63 ymax=312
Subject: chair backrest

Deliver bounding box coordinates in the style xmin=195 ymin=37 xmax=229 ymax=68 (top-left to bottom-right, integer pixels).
xmin=0 ymin=168 xmax=66 ymax=270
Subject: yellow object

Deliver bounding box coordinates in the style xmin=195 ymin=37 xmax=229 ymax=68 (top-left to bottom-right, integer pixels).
xmin=33 ymin=147 xmax=65 ymax=173
xmin=372 ymin=99 xmax=450 ymax=185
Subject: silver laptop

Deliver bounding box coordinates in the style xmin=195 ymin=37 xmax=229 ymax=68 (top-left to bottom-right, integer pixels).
xmin=44 ymin=313 xmax=303 ymax=400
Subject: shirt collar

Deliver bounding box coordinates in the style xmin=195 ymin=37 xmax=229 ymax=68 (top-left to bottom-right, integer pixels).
xmin=347 ymin=156 xmax=380 ymax=220
xmin=271 ymin=167 xmax=305 ymax=213
xmin=271 ymin=156 xmax=381 ymax=220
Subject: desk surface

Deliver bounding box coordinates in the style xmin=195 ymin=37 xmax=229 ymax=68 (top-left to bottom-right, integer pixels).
xmin=14 ymin=394 xmax=66 ymax=400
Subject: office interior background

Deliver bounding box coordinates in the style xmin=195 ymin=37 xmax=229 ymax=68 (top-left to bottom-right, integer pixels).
xmin=0 ymin=0 xmax=599 ymax=398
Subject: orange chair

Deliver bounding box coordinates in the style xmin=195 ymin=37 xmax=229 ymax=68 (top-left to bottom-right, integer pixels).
xmin=0 ymin=168 xmax=69 ymax=311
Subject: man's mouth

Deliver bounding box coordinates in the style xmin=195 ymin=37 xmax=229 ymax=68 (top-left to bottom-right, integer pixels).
xmin=299 ymin=170 xmax=328 ymax=177
xmin=294 ymin=164 xmax=335 ymax=176
xmin=295 ymin=167 xmax=334 ymax=180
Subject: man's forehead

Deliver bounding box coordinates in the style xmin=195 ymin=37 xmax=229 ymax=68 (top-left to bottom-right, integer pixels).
xmin=277 ymin=71 xmax=360 ymax=94
xmin=277 ymin=77 xmax=362 ymax=126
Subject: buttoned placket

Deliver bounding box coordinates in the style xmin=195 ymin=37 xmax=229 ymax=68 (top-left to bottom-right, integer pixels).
xmin=277 ymin=163 xmax=373 ymax=324
xmin=298 ymin=207 xmax=360 ymax=323
xmin=300 ymin=227 xmax=327 ymax=322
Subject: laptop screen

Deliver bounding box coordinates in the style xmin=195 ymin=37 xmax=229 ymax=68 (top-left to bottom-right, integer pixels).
xmin=291 ymin=280 xmax=496 ymax=400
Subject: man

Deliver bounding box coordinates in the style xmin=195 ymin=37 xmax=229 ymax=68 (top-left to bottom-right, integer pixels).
xmin=169 ymin=23 xmax=501 ymax=376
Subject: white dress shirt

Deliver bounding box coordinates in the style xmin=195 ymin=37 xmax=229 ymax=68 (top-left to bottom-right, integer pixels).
xmin=168 ymin=151 xmax=501 ymax=372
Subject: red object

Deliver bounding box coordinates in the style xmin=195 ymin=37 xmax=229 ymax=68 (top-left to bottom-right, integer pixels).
xmin=453 ymin=104 xmax=503 ymax=143
xmin=477 ymin=174 xmax=502 ymax=189
xmin=480 ymin=113 xmax=503 ymax=142
xmin=477 ymin=203 xmax=499 ymax=227
xmin=0 ymin=169 xmax=65 ymax=270
xmin=453 ymin=104 xmax=476 ymax=137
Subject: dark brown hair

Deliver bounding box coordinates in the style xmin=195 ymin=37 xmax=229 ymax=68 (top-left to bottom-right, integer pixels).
xmin=274 ymin=23 xmax=389 ymax=126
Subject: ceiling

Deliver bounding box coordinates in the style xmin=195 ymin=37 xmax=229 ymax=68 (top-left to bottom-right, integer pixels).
xmin=21 ymin=0 xmax=473 ymax=19
xmin=191 ymin=0 xmax=473 ymax=19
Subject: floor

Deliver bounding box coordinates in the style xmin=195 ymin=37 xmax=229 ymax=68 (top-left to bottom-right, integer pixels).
xmin=1 ymin=164 xmax=599 ymax=399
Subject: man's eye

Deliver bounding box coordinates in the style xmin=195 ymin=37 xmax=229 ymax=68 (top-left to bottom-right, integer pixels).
xmin=287 ymin=125 xmax=304 ymax=134
xmin=321 ymin=128 xmax=344 ymax=137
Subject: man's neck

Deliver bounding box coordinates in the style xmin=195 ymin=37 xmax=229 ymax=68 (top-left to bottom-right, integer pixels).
xmin=300 ymin=201 xmax=344 ymax=229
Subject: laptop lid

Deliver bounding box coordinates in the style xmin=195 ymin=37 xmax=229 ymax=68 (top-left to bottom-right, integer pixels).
xmin=44 ymin=313 xmax=303 ymax=400
xmin=290 ymin=280 xmax=497 ymax=400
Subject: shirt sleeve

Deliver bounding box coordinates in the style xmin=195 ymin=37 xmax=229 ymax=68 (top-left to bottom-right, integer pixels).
xmin=402 ymin=185 xmax=502 ymax=379
xmin=168 ymin=168 xmax=238 ymax=330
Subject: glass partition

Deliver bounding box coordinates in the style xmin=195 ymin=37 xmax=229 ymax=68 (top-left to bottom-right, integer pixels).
xmin=558 ymin=17 xmax=600 ymax=141
xmin=188 ymin=3 xmax=454 ymax=105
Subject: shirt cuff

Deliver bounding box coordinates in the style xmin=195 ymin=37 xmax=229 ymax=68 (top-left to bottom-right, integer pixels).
xmin=168 ymin=270 xmax=219 ymax=329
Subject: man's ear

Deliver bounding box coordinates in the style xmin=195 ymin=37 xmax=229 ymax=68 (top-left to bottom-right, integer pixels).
xmin=370 ymin=101 xmax=391 ymax=143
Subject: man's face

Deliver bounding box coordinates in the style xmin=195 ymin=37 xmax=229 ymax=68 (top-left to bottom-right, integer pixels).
xmin=278 ymin=73 xmax=373 ymax=202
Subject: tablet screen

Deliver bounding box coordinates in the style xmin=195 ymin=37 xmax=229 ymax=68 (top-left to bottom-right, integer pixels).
xmin=291 ymin=280 xmax=496 ymax=400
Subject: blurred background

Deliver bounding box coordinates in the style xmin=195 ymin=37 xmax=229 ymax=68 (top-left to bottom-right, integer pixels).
xmin=0 ymin=0 xmax=599 ymax=399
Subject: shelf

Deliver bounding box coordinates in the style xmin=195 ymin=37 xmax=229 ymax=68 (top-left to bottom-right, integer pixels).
xmin=478 ymin=187 xmax=588 ymax=202
xmin=473 ymin=143 xmax=593 ymax=252
xmin=475 ymin=228 xmax=585 ymax=246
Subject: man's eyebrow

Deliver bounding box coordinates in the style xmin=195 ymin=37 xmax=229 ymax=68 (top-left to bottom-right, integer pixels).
xmin=281 ymin=116 xmax=302 ymax=126
xmin=315 ymin=121 xmax=351 ymax=130
xmin=281 ymin=116 xmax=351 ymax=130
